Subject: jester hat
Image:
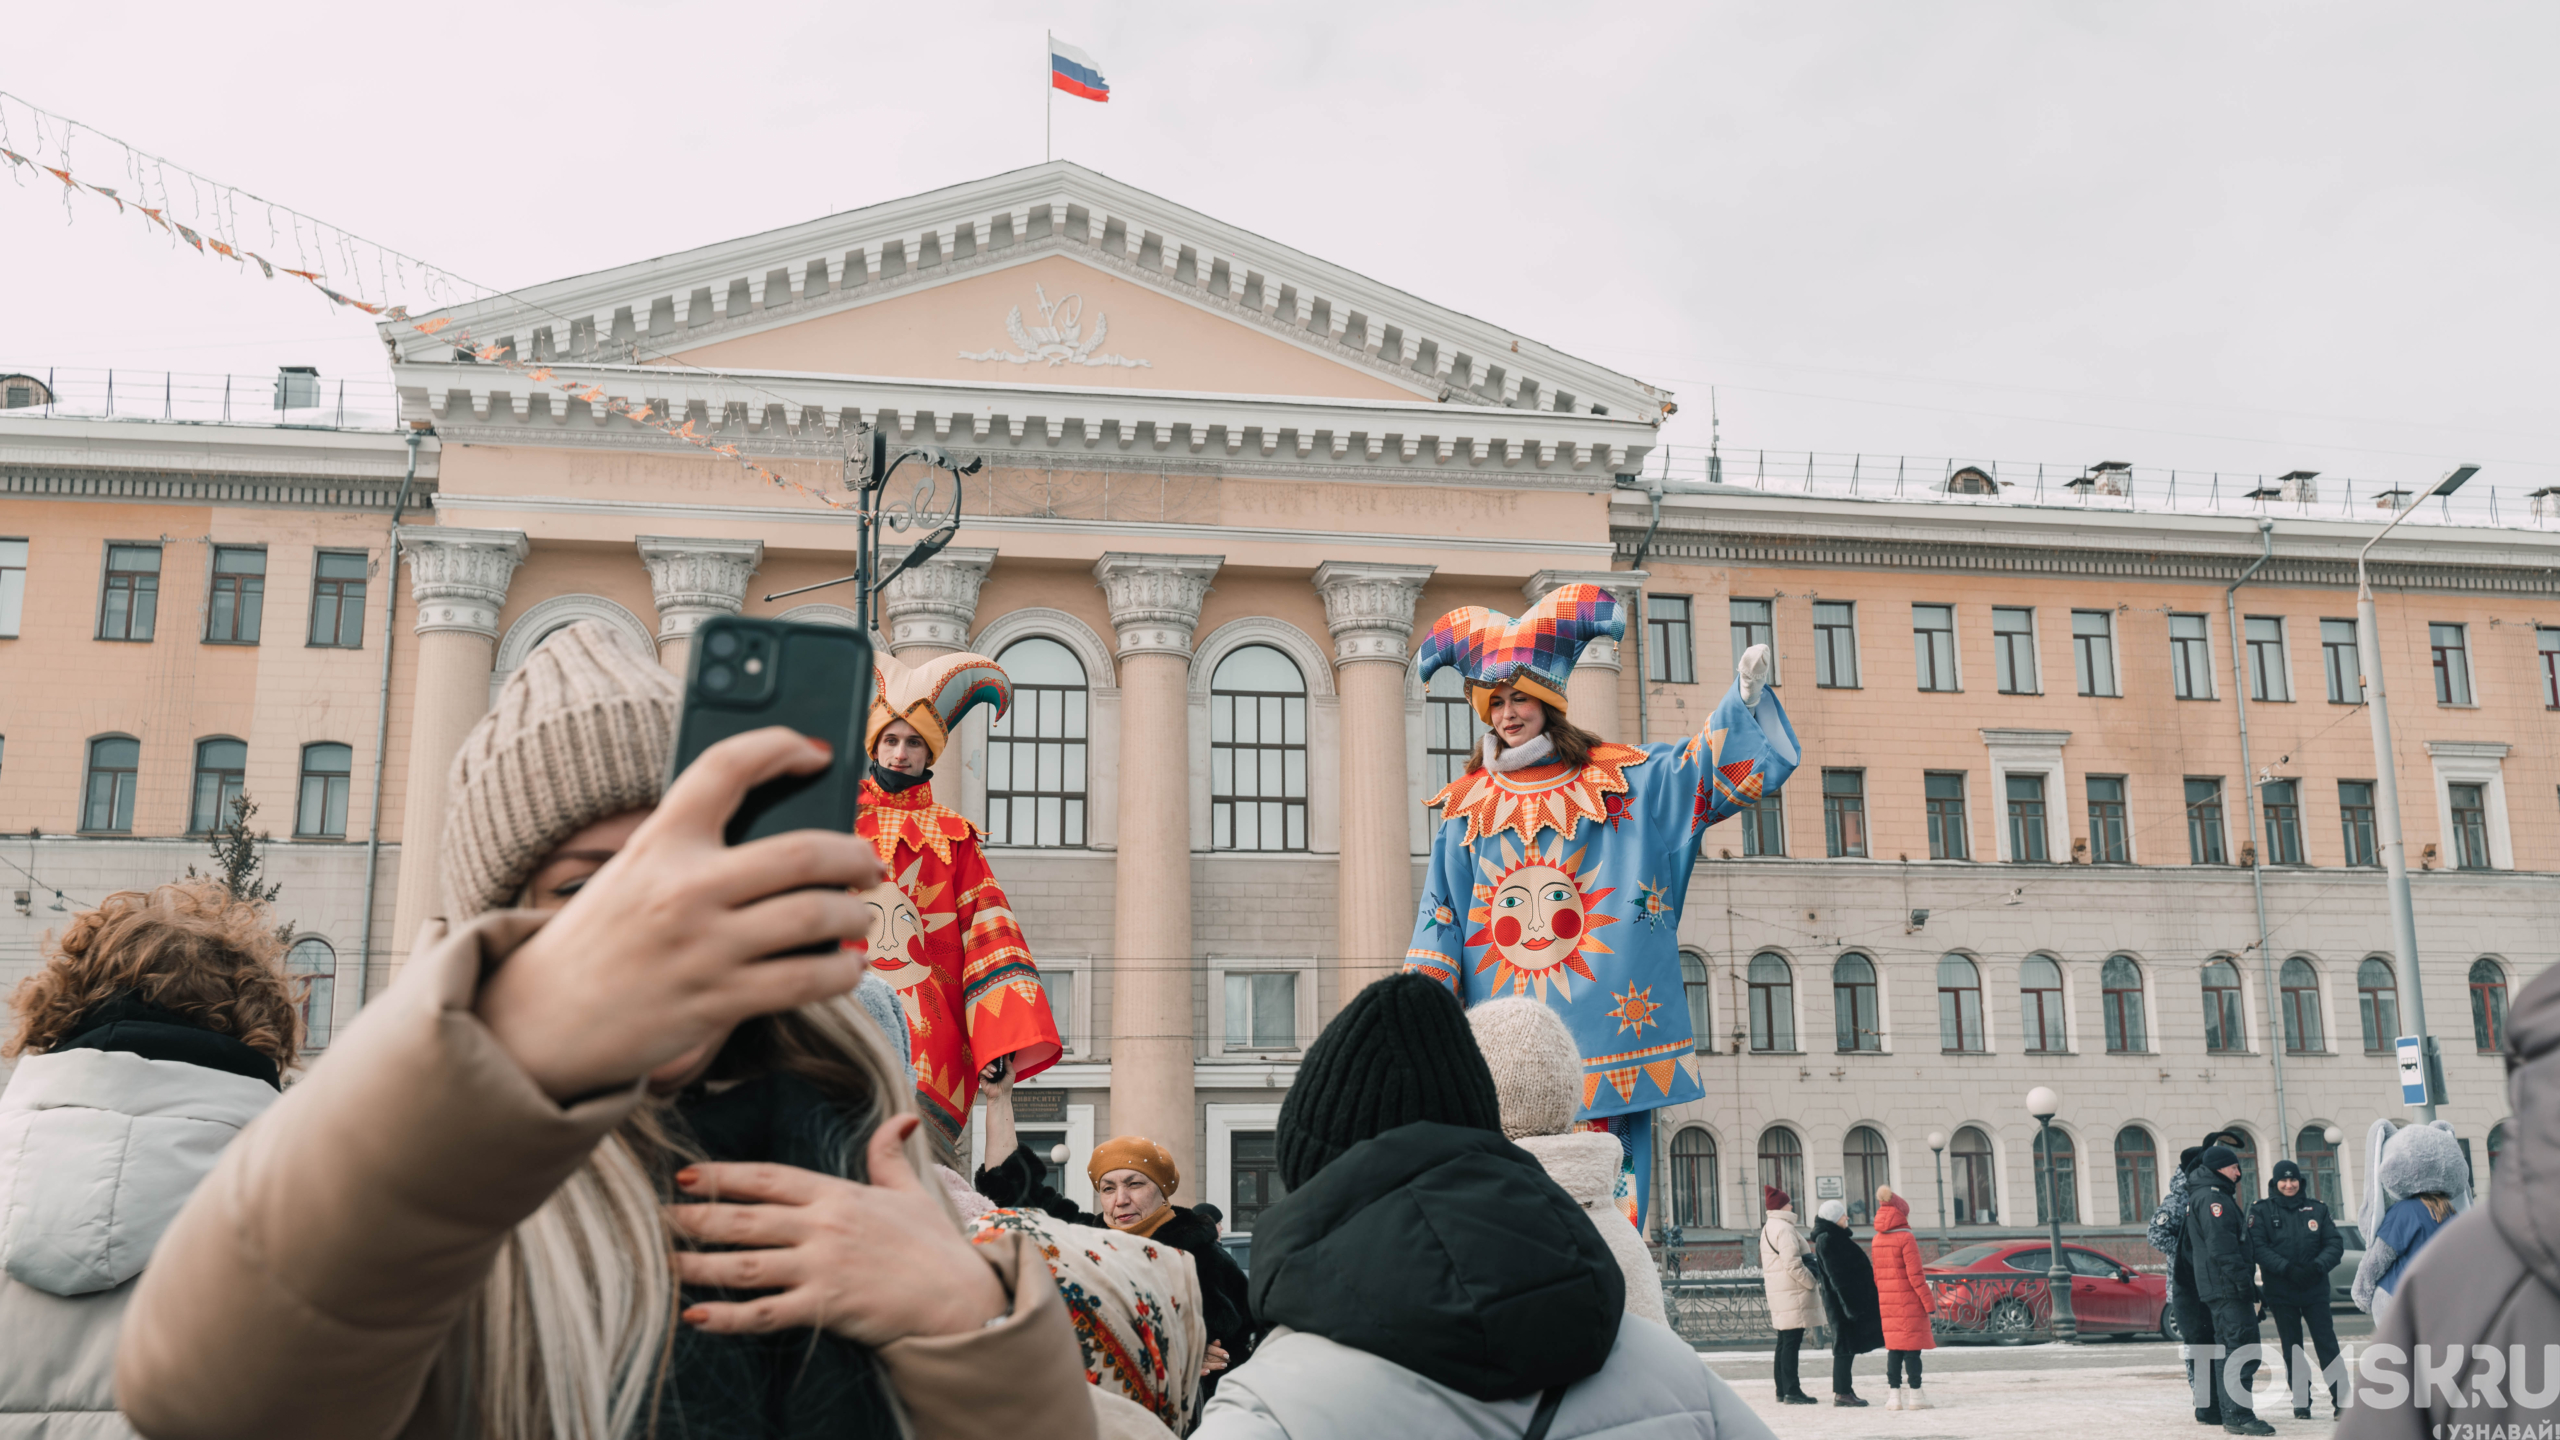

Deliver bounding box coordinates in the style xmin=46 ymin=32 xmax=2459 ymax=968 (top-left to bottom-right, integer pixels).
xmin=867 ymin=649 xmax=1011 ymax=763
xmin=1416 ymin=582 xmax=1626 ymax=722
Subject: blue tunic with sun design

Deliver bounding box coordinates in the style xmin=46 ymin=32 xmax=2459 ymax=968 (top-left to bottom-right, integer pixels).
xmin=1403 ymin=679 xmax=1799 ymax=1124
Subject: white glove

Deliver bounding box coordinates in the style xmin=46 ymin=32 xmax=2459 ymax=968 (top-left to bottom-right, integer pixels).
xmin=1738 ymin=643 xmax=1775 ymax=707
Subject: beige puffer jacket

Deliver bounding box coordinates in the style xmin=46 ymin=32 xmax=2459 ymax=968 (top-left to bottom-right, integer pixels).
xmin=1760 ymin=1209 xmax=1821 ymax=1331
xmin=114 ymin=912 xmax=1095 ymax=1440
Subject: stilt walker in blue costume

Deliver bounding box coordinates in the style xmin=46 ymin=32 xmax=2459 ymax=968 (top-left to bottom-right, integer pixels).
xmin=1404 ymin=582 xmax=1799 ymax=1229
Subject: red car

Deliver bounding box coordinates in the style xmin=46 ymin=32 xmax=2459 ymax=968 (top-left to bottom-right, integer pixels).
xmin=1922 ymin=1241 xmax=2172 ymax=1341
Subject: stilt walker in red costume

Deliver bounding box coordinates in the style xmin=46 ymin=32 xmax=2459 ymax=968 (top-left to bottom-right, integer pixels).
xmin=859 ymin=650 xmax=1063 ymax=1146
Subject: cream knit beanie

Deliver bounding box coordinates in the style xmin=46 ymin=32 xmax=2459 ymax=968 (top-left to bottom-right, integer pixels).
xmin=441 ymin=620 xmax=681 ymax=919
xmin=1466 ymin=995 xmax=1581 ymax=1140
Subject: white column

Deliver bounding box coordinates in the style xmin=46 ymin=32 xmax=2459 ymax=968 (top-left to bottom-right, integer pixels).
xmin=1314 ymin=561 xmax=1434 ymax=1003
xmin=637 ymin=535 xmax=764 ymax=673
xmin=879 ymin=545 xmax=997 ymax=660
xmin=1524 ymin=568 xmax=1648 ymax=741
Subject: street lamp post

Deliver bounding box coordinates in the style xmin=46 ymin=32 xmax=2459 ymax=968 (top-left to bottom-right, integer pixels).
xmin=2354 ymin=463 xmax=2475 ymax=1124
xmin=1927 ymin=1131 xmax=1948 ymax=1259
xmin=2027 ymin=1088 xmax=2077 ymax=1344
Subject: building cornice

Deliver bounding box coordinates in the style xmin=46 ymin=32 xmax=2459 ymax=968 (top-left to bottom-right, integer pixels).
xmin=0 ymin=416 xmax=436 ymax=510
xmin=385 ymin=160 xmax=1669 ymax=423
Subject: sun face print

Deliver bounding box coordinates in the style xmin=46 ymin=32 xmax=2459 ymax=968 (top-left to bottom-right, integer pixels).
xmin=854 ymin=856 xmax=956 ymax=1028
xmin=1467 ymin=836 xmax=1617 ymax=1002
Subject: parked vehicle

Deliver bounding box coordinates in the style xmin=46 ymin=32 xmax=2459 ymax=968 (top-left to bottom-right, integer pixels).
xmin=1923 ymin=1241 xmax=2171 ymax=1341
xmin=2328 ymin=1224 xmax=2365 ymax=1309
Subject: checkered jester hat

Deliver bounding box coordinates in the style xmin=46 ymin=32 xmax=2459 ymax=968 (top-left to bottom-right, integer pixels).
xmin=1415 ymin=582 xmax=1626 ymax=722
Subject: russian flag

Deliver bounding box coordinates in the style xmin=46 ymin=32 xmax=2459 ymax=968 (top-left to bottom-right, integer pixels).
xmin=1049 ymin=38 xmax=1110 ymax=102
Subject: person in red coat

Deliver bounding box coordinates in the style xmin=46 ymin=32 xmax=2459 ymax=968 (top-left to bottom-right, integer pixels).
xmin=1870 ymin=1187 xmax=1939 ymax=1411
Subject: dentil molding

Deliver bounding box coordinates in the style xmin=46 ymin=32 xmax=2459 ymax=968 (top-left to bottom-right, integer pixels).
xmin=1311 ymin=559 xmax=1434 ymax=666
xmin=1093 ymin=552 xmax=1223 ymax=659
xmin=880 ymin=545 xmax=996 ymax=654
xmin=636 ymin=535 xmax=766 ymax=644
xmin=397 ymin=526 xmax=529 ymax=641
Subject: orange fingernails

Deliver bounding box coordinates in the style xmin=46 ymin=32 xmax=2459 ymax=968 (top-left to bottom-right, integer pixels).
xmin=682 ymin=1305 xmax=710 ymax=1326
xmin=675 ymin=1166 xmax=700 ymax=1188
xmin=808 ymin=738 xmax=833 ymax=757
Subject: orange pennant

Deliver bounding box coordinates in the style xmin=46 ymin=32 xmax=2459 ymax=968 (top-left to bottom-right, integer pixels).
xmin=42 ymin=165 xmax=74 ymax=188
xmin=137 ymin=206 xmax=169 ymax=230
xmin=412 ymin=316 xmax=453 ymax=335
xmin=525 ymin=366 xmax=554 ymax=383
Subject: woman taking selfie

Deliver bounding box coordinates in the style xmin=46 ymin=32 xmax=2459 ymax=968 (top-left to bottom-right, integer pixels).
xmin=117 ymin=622 xmax=1093 ymax=1440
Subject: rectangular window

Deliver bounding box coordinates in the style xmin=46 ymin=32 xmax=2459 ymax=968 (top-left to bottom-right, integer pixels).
xmin=2246 ymin=616 xmax=2290 ymax=701
xmin=1822 ymin=769 xmax=1867 ymax=858
xmin=97 ymin=543 xmax=161 ymax=641
xmin=1223 ymin=972 xmax=1299 ymax=1051
xmin=1912 ymin=604 xmax=1958 ymax=692
xmin=1739 ymin=793 xmax=1786 ymax=857
xmin=2185 ymin=778 xmax=2228 ymax=864
xmin=1231 ymin=1130 xmax=1287 ymax=1234
xmin=1925 ymin=771 xmax=1970 ymax=860
xmin=2542 ymin=627 xmax=2560 ymax=710
xmin=191 ymin=739 xmax=248 ymax=835
xmin=2169 ymin=613 xmax=2213 ymax=699
xmin=84 ymin=737 xmax=140 ymax=832
xmin=205 ymin=546 xmax=266 ymax=645
xmin=1729 ymin=598 xmax=1774 ymax=683
xmin=2339 ymin=780 xmax=2378 ymax=865
xmin=1992 ymin=607 xmax=2038 ymax=694
xmin=2324 ymin=619 xmax=2365 ymax=704
xmin=2006 ymin=773 xmax=2049 ymax=862
xmin=0 ymin=538 xmax=25 ymax=637
xmin=1646 ymin=595 xmax=1695 ymax=684
xmin=297 ymin=742 xmax=354 ymax=838
xmin=2449 ymin=783 xmax=2491 ymax=869
xmin=308 ymin=552 xmax=368 ymax=649
xmin=2086 ymin=776 xmax=2130 ymax=864
xmin=1043 ymin=969 xmax=1078 ymax=1054
xmin=2072 ymin=610 xmax=2118 ymax=697
xmin=2262 ymin=778 xmax=2303 ymax=865
xmin=1812 ymin=601 xmax=1859 ymax=688
xmin=2431 ymin=623 xmax=2472 ymax=705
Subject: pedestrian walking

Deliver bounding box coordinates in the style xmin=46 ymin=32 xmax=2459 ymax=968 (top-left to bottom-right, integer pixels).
xmin=2186 ymin=1144 xmax=2272 ymax=1435
xmin=2249 ymin=1159 xmax=2343 ymax=1418
xmin=1467 ymin=995 xmax=1667 ymax=1323
xmin=0 ymin=880 xmax=296 ymax=1437
xmin=1868 ymin=1188 xmax=1937 ymax=1411
xmin=1760 ymin=1186 xmax=1821 ymax=1405
xmin=1810 ymin=1198 xmax=1883 ymax=1407
xmin=2337 ymin=962 xmax=2560 ymax=1439
xmin=2351 ymin=1118 xmax=2470 ymax=1316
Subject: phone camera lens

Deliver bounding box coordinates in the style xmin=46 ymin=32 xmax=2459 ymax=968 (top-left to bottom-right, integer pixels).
xmin=707 ymin=631 xmax=740 ymax=660
xmin=703 ymin=664 xmax=735 ymax=693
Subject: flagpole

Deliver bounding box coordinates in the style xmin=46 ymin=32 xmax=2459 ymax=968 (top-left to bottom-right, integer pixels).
xmin=1045 ymin=30 xmax=1053 ymax=162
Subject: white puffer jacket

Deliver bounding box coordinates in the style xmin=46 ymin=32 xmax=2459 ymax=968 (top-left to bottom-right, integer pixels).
xmin=1516 ymin=1131 xmax=1668 ymax=1325
xmin=0 ymin=1048 xmax=277 ymax=1438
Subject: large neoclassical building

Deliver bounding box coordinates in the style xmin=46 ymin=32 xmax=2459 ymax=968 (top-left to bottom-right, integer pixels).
xmin=3 ymin=161 xmax=2547 ymax=1248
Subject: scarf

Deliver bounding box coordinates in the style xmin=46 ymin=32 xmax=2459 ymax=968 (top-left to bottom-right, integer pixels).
xmin=968 ymin=1209 xmax=1205 ymax=1431
xmin=1481 ymin=732 xmax=1557 ymax=774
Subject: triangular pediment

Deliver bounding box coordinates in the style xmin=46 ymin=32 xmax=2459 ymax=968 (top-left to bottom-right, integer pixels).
xmin=386 ymin=162 xmax=1669 ymax=422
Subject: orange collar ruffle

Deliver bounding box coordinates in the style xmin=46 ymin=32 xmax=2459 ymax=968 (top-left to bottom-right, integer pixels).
xmin=859 ymin=776 xmax=977 ymax=865
xmin=1424 ymin=743 xmax=1647 ymax=848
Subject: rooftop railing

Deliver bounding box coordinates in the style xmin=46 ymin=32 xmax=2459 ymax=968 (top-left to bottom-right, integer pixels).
xmin=0 ymin=367 xmax=400 ymax=432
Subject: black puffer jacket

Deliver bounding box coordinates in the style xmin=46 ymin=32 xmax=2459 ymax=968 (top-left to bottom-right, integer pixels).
xmin=1810 ymin=1217 xmax=1884 ymax=1355
xmin=1246 ymin=1120 xmax=1622 ymax=1402
xmin=2248 ymin=1160 xmax=2343 ymax=1309
xmin=2184 ymin=1166 xmax=2256 ymax=1305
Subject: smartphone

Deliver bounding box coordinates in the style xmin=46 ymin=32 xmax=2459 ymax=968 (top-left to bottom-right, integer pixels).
xmin=669 ymin=615 xmax=872 ymax=849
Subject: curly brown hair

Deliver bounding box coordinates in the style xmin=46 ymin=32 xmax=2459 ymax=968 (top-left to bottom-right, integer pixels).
xmin=5 ymin=879 xmax=301 ymax=1065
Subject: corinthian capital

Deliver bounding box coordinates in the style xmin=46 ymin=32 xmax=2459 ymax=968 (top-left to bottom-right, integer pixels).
xmin=1311 ymin=560 xmax=1434 ymax=666
xmin=879 ymin=545 xmax=996 ymax=655
xmin=397 ymin=525 xmax=529 ymax=640
xmin=1522 ymin=568 xmax=1648 ymax=672
xmin=637 ymin=535 xmax=765 ymax=645
xmin=1093 ymin=553 xmax=1223 ymax=659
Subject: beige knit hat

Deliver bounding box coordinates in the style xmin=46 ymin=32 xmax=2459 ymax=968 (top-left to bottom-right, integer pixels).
xmin=441 ymin=620 xmax=681 ymax=919
xmin=1466 ymin=995 xmax=1581 ymax=1140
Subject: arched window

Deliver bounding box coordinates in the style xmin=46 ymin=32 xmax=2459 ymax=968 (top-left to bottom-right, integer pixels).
xmin=1748 ymin=952 xmax=1795 ymax=1053
xmin=1833 ymin=952 xmax=1880 ymax=1052
xmin=2019 ymin=956 xmax=2064 ymax=1054
xmin=2214 ymin=1126 xmax=2261 ymax=1199
xmin=190 ymin=737 xmax=248 ymax=835
xmin=296 ymin=742 xmax=354 ymax=839
xmin=2201 ymin=959 xmax=2246 ymax=1054
xmin=2280 ymin=957 xmax=2324 ymax=1053
xmin=2358 ymin=958 xmax=2399 ymax=1053
xmin=986 ymin=636 xmax=1089 ymax=848
xmin=1951 ymin=1125 xmax=1996 ymax=1224
xmin=2113 ymin=1126 xmax=2158 ymax=1223
xmin=2471 ymin=959 xmax=2510 ymax=1052
xmin=1424 ymin=666 xmax=1481 ymax=791
xmin=1681 ymin=949 xmax=1713 ymax=1055
xmin=1209 ymin=644 xmax=1307 ymax=852
xmin=1758 ymin=1126 xmax=1805 ymax=1209
xmin=2033 ymin=1126 xmax=2078 ymax=1225
xmin=287 ymin=937 xmax=336 ymax=1051
xmin=2102 ymin=955 xmax=2147 ymax=1053
xmin=83 ymin=735 xmax=141 ymax=833
xmin=1669 ymin=1127 xmax=1719 ymax=1229
xmin=1938 ymin=954 xmax=1984 ymax=1053
xmin=1844 ymin=1126 xmax=1890 ymax=1223
xmin=2296 ymin=1125 xmax=2342 ymax=1206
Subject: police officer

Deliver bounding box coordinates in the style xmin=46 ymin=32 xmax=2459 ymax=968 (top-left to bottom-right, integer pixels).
xmin=2151 ymin=1145 xmax=2219 ymax=1423
xmin=2250 ymin=1159 xmax=2344 ymax=1419
xmin=2186 ymin=1143 xmax=2271 ymax=1435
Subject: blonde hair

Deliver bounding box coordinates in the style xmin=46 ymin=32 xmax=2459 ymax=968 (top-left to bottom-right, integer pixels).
xmin=5 ymin=880 xmax=297 ymax=1064
xmin=2418 ymin=1192 xmax=2454 ymax=1224
xmin=459 ymin=995 xmax=946 ymax=1440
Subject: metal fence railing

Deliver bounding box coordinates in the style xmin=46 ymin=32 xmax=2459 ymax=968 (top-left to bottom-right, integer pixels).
xmin=0 ymin=367 xmax=399 ymax=431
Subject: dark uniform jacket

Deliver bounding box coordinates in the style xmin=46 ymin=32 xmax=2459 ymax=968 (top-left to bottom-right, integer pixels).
xmin=2183 ymin=1168 xmax=2256 ymax=1305
xmin=2247 ymin=1170 xmax=2344 ymax=1310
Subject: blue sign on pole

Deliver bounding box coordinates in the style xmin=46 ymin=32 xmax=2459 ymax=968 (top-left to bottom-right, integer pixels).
xmin=2396 ymin=1035 xmax=2429 ymax=1106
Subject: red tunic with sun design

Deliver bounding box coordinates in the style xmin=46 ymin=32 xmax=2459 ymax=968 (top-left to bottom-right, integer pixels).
xmin=855 ymin=776 xmax=1062 ymax=1138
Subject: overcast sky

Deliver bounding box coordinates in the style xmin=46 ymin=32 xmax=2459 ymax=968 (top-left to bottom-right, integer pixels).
xmin=5 ymin=3 xmax=2555 ymax=496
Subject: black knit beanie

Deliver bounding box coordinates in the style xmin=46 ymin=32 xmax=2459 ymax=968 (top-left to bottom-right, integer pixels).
xmin=1276 ymin=973 xmax=1503 ymax=1189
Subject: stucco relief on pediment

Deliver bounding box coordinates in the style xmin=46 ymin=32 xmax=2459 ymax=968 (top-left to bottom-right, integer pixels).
xmin=958 ymin=284 xmax=1149 ymax=370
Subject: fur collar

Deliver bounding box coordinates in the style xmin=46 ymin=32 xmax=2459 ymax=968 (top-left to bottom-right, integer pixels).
xmin=1512 ymin=1131 xmax=1622 ymax=1206
xmin=1481 ymin=732 xmax=1557 ymax=774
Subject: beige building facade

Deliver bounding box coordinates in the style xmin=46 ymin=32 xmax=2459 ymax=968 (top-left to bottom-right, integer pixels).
xmin=2 ymin=161 xmax=2548 ymax=1248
